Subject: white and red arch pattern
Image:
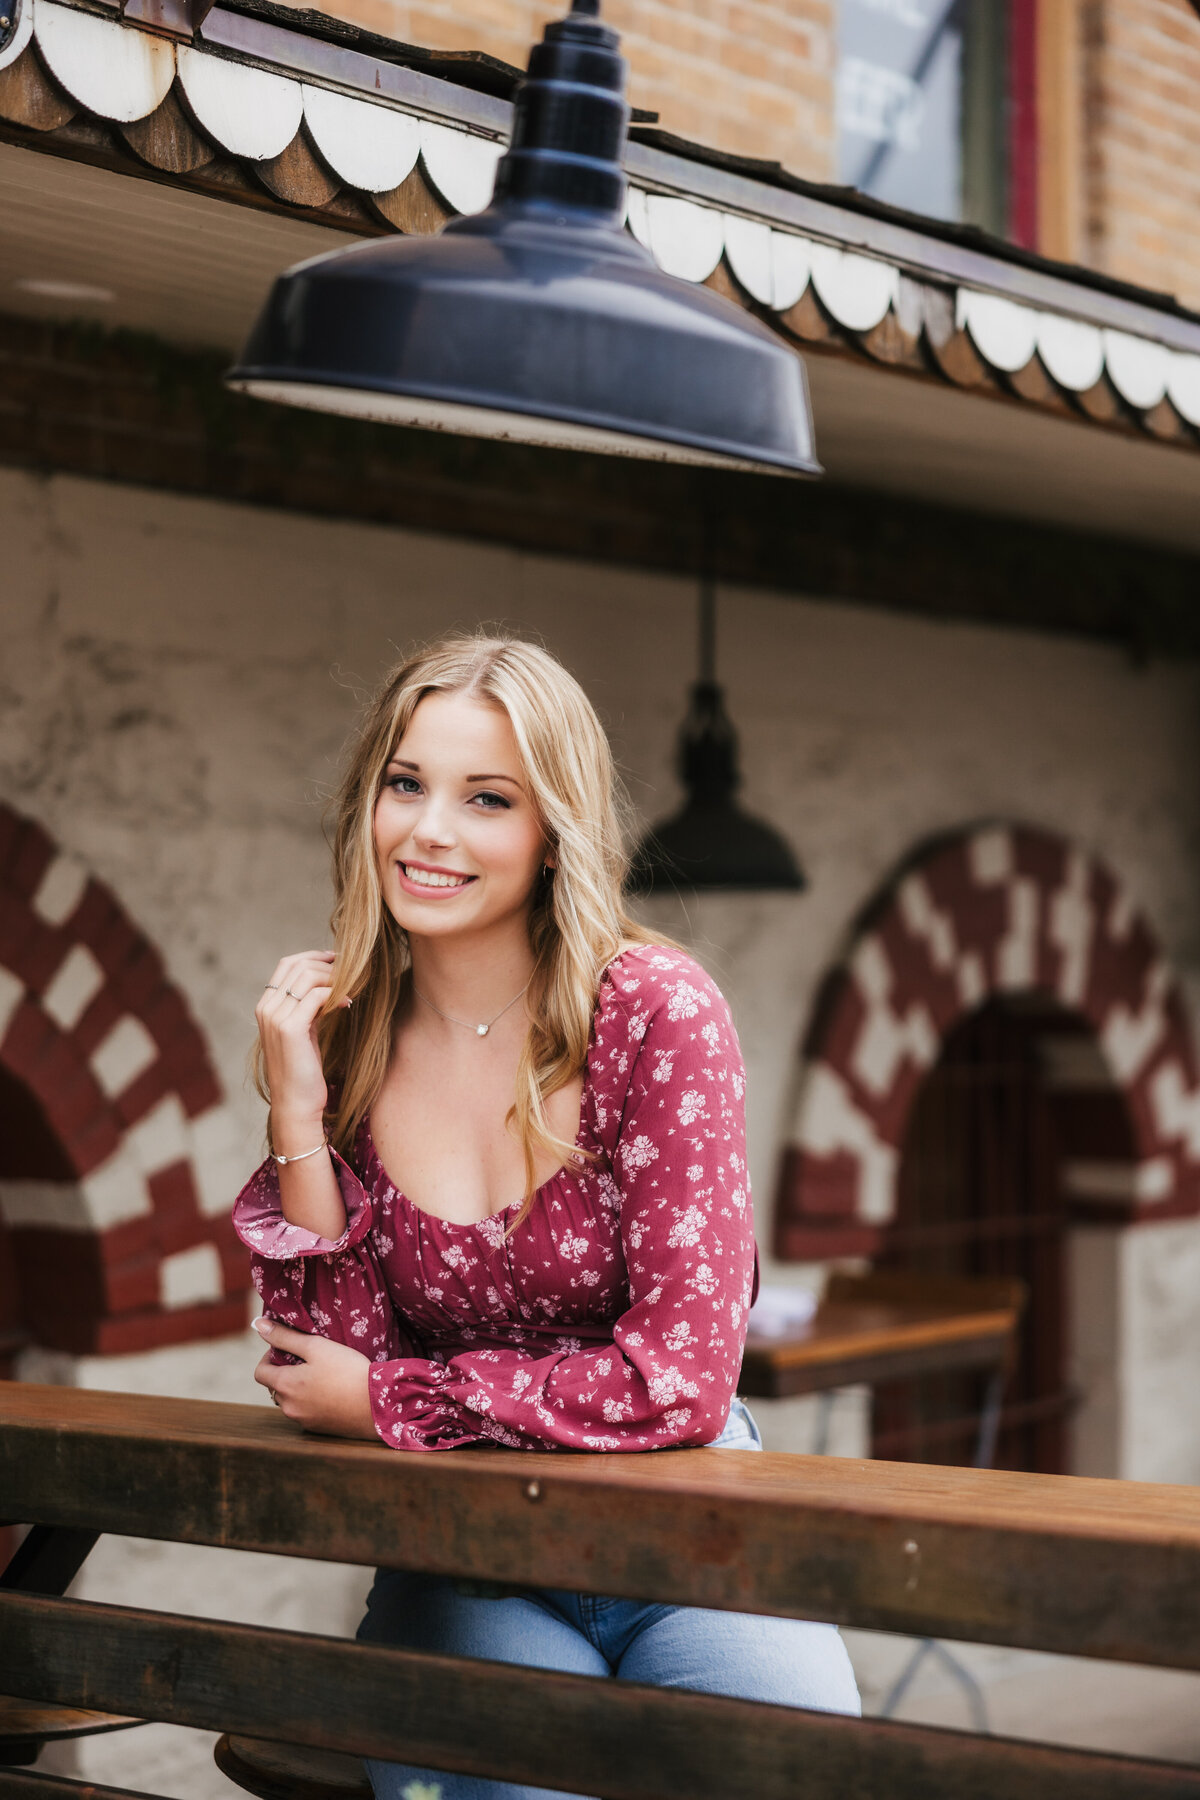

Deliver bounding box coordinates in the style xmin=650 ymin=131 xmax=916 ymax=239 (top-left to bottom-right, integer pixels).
xmin=775 ymin=823 xmax=1200 ymax=1261
xmin=0 ymin=802 xmax=251 ymax=1355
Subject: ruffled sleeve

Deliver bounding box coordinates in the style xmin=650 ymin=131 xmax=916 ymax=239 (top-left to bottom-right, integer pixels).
xmin=363 ymin=949 xmax=757 ymax=1451
xmin=234 ymin=1150 xmax=410 ymax=1365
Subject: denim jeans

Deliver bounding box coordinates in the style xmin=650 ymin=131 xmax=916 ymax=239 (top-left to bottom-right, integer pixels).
xmin=357 ymin=1401 xmax=861 ymax=1800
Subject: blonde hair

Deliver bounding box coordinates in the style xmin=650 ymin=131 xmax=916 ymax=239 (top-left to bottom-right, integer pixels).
xmin=260 ymin=632 xmax=661 ymax=1230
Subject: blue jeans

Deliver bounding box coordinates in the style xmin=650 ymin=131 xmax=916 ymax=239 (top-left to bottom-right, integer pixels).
xmin=357 ymin=1401 xmax=861 ymax=1800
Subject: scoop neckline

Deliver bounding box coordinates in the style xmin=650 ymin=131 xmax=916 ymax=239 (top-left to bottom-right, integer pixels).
xmin=362 ymin=1107 xmax=591 ymax=1233
xmin=359 ymin=944 xmax=659 ymax=1232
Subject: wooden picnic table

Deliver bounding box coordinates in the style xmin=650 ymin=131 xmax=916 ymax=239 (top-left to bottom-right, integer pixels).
xmin=2 ymin=1381 xmax=1200 ymax=1800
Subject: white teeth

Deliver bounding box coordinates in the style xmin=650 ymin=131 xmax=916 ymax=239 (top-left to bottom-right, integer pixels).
xmin=403 ymin=865 xmax=470 ymax=889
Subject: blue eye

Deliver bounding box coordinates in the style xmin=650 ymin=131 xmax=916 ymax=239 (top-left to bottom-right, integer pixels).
xmin=472 ymin=791 xmax=510 ymax=810
xmin=387 ymin=775 xmax=421 ymax=796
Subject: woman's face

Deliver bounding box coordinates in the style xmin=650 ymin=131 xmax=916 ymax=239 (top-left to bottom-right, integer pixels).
xmin=374 ymin=691 xmax=548 ymax=944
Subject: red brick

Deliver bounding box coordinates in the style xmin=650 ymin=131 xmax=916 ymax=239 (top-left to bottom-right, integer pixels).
xmin=113 ymin=1061 xmax=172 ymax=1129
xmin=177 ymin=1068 xmax=223 ymax=1118
xmin=6 ymin=813 xmax=55 ymax=902
xmin=95 ymin=1293 xmax=251 ymax=1357
xmin=103 ymin=1249 xmax=161 ymax=1315
xmin=99 ymin=1213 xmax=158 ymax=1265
xmin=71 ymin=984 xmax=124 ymax=1058
xmin=72 ymin=886 xmax=143 ymax=979
xmin=0 ymin=895 xmax=60 ymax=991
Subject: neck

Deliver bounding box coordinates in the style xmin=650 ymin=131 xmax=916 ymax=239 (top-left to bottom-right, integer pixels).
xmin=407 ymin=921 xmax=536 ymax=1020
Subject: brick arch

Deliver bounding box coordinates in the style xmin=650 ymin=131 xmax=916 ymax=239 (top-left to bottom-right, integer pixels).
xmin=775 ymin=822 xmax=1200 ymax=1261
xmin=0 ymin=802 xmax=251 ymax=1356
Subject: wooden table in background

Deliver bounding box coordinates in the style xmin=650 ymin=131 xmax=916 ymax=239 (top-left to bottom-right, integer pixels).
xmin=740 ymin=1269 xmax=1025 ymax=1412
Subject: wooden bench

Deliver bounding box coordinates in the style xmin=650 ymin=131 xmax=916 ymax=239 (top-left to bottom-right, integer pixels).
xmin=2 ymin=1380 xmax=1200 ymax=1799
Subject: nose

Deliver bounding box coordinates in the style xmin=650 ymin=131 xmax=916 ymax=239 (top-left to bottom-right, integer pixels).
xmin=411 ymin=794 xmax=457 ymax=853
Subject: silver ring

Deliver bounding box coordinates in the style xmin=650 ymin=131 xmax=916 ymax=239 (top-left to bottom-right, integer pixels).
xmin=284 ymin=988 xmax=298 ymax=998
xmin=264 ymin=983 xmax=279 ymax=991
xmin=270 ymin=1389 xmax=281 ymax=1407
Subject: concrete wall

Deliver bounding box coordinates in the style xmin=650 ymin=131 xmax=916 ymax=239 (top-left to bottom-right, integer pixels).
xmin=5 ymin=462 xmax=1200 ymax=1788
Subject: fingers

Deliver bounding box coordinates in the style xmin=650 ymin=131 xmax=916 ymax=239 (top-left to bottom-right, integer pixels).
xmin=257 ymin=952 xmax=336 ymax=1018
xmin=254 ymin=1351 xmax=301 ymax=1419
xmin=253 ymin=1316 xmax=313 ymax=1359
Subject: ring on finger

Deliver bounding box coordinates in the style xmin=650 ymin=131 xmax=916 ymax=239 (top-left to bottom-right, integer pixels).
xmin=269 ymin=1389 xmax=281 ymax=1406
xmin=284 ymin=988 xmax=300 ymax=999
xmin=264 ymin=983 xmax=280 ymax=991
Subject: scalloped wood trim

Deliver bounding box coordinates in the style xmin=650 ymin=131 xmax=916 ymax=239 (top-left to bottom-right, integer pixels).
xmin=119 ymin=82 xmax=215 ymax=173
xmin=254 ymin=124 xmax=340 ymax=206
xmin=0 ymin=44 xmax=76 ymax=131
xmin=368 ymin=161 xmax=449 ymax=234
xmin=775 ymin=286 xmax=836 ymax=345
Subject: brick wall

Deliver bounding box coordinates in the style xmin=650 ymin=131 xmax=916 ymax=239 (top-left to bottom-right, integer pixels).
xmin=1081 ymin=0 xmax=1200 ymax=309
xmin=288 ymin=0 xmax=837 ymax=181
xmin=274 ymin=0 xmax=1200 ymax=312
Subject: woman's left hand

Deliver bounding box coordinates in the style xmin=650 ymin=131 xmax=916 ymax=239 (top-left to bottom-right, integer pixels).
xmin=253 ymin=1317 xmax=377 ymax=1439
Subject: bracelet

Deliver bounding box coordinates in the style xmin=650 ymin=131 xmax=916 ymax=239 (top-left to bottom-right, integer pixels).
xmin=271 ymin=1139 xmax=329 ymax=1166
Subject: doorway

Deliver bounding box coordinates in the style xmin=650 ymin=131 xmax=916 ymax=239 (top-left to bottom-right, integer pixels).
xmin=872 ymin=997 xmax=1079 ymax=1473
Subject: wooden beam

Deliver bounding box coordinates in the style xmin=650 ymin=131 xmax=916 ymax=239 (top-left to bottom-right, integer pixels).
xmin=1 ymin=315 xmax=1198 ymax=658
xmin=1036 ymin=0 xmax=1083 ymax=264
xmin=4 ymin=1385 xmax=1200 ymax=1668
xmin=3 ymin=1592 xmax=1200 ymax=1800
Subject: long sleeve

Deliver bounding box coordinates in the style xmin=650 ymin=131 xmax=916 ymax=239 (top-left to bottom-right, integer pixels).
xmin=234 ymin=1150 xmax=411 ymax=1364
xmin=366 ymin=956 xmax=757 ymax=1451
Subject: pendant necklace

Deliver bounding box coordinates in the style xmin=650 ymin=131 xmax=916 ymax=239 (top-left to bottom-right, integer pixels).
xmin=412 ymin=979 xmax=531 ymax=1038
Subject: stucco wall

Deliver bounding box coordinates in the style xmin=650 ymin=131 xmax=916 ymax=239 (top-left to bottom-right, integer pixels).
xmin=5 ymin=462 xmax=1200 ymax=1788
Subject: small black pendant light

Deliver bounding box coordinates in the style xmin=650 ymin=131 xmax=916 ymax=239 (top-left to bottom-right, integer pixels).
xmin=629 ymin=572 xmax=806 ymax=894
xmin=225 ymin=0 xmax=820 ymax=475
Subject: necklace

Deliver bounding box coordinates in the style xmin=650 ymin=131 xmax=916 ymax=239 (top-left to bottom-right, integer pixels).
xmin=412 ymin=979 xmax=531 ymax=1038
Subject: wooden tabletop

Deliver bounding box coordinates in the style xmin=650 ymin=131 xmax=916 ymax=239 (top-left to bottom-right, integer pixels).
xmin=739 ymin=1270 xmax=1025 ymax=1399
xmin=739 ymin=1297 xmax=1018 ymax=1397
xmin=3 ymin=1381 xmax=1199 ymax=1670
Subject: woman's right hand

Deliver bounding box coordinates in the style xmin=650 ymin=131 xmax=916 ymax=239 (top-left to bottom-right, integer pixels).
xmin=255 ymin=950 xmax=338 ymax=1150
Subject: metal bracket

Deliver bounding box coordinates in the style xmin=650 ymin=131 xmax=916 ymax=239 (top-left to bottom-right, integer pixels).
xmin=120 ymin=0 xmax=216 ymax=44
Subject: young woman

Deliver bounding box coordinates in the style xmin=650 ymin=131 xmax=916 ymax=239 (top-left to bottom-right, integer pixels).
xmin=235 ymin=633 xmax=859 ymax=1800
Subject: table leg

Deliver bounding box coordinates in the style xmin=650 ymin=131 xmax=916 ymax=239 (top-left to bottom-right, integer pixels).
xmin=811 ymin=1391 xmax=836 ymax=1456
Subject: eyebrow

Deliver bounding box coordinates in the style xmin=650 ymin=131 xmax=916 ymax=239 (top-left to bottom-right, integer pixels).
xmin=386 ymin=758 xmax=520 ymax=786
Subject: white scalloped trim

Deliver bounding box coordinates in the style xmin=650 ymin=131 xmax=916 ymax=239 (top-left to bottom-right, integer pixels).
xmin=35 ymin=0 xmax=173 ymax=123
xmin=1103 ymin=329 xmax=1170 ymax=411
xmin=645 ymin=194 xmax=724 ymax=283
xmin=419 ymin=121 xmax=502 ymax=216
xmin=1035 ymin=312 xmax=1105 ymax=391
xmin=177 ymin=45 xmax=302 ymax=162
xmin=302 ymin=84 xmax=420 ymax=192
xmin=957 ymin=290 xmax=1038 ymax=373
xmin=811 ymin=244 xmax=897 ymax=333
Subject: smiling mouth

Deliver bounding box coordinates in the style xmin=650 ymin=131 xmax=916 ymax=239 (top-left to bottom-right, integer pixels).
xmin=401 ymin=863 xmax=474 ymax=890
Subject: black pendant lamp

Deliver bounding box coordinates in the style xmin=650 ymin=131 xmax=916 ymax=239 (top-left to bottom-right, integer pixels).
xmin=225 ymin=0 xmax=820 ymax=474
xmin=629 ymin=574 xmax=806 ymax=894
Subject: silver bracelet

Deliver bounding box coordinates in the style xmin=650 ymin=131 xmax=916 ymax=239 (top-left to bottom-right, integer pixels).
xmin=271 ymin=1139 xmax=329 ymax=1166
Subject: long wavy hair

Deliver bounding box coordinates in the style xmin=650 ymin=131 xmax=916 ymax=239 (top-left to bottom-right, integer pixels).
xmin=259 ymin=632 xmax=662 ymax=1230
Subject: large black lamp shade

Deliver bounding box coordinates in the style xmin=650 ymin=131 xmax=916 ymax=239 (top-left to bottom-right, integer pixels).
xmin=226 ymin=0 xmax=820 ymax=475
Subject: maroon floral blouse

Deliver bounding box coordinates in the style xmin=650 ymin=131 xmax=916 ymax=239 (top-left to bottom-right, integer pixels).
xmin=234 ymin=946 xmax=756 ymax=1453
